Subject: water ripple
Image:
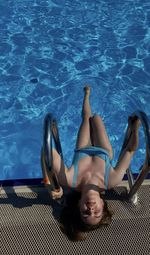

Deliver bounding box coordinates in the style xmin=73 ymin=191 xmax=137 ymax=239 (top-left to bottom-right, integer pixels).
xmin=0 ymin=0 xmax=150 ymax=180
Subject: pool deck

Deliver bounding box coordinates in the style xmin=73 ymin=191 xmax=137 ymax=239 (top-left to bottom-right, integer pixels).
xmin=1 ymin=180 xmax=149 ymax=255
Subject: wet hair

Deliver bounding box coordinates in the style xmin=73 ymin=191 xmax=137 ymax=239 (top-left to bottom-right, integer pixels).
xmin=59 ymin=190 xmax=112 ymax=242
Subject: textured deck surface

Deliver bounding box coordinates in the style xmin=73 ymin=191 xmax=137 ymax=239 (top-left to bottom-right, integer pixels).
xmin=1 ymin=184 xmax=149 ymax=255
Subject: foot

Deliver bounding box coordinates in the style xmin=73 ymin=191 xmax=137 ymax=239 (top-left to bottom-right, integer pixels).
xmin=84 ymin=85 xmax=90 ymax=96
xmin=126 ymin=116 xmax=141 ymax=152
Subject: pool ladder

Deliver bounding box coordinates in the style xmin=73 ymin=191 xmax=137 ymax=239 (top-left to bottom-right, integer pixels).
xmin=41 ymin=111 xmax=150 ymax=204
xmin=118 ymin=110 xmax=150 ymax=204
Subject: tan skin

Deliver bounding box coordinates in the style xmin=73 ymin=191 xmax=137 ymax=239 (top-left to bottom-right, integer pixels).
xmin=43 ymin=86 xmax=141 ymax=225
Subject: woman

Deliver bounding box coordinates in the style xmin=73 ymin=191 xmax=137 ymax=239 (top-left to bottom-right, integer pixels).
xmin=42 ymin=86 xmax=140 ymax=241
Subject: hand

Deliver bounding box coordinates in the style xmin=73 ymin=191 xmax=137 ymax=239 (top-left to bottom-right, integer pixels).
xmin=128 ymin=115 xmax=141 ymax=128
xmin=49 ymin=186 xmax=63 ymax=200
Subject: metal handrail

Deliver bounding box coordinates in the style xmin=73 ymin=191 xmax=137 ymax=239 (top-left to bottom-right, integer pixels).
xmin=118 ymin=111 xmax=150 ymax=201
xmin=42 ymin=113 xmax=63 ymax=191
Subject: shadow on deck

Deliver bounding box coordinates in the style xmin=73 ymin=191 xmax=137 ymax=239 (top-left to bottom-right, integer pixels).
xmin=1 ymin=183 xmax=149 ymax=255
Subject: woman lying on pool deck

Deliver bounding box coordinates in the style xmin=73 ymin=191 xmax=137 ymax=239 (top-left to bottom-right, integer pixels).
xmin=42 ymin=86 xmax=140 ymax=241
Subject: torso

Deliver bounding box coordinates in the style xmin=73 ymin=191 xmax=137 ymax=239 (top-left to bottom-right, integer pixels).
xmin=66 ymin=155 xmax=114 ymax=190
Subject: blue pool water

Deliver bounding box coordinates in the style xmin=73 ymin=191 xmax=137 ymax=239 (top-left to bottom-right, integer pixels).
xmin=0 ymin=0 xmax=150 ymax=181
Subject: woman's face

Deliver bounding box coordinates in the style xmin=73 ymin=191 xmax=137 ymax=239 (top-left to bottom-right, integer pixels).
xmin=79 ymin=194 xmax=104 ymax=225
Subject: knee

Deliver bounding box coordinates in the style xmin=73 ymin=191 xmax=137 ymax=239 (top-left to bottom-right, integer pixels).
xmin=92 ymin=114 xmax=102 ymax=122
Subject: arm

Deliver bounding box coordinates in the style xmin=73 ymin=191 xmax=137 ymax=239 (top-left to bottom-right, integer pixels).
xmin=109 ymin=149 xmax=134 ymax=188
xmin=41 ymin=148 xmax=67 ymax=199
xmin=109 ymin=116 xmax=141 ymax=188
xmin=52 ymin=149 xmax=68 ymax=186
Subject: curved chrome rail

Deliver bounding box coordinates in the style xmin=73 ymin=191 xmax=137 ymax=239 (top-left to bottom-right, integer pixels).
xmin=118 ymin=110 xmax=150 ymax=202
xmin=42 ymin=113 xmax=63 ymax=191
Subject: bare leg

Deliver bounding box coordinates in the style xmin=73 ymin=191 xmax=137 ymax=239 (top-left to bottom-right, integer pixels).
xmin=90 ymin=115 xmax=113 ymax=159
xmin=81 ymin=86 xmax=92 ymax=118
xmin=76 ymin=86 xmax=92 ymax=149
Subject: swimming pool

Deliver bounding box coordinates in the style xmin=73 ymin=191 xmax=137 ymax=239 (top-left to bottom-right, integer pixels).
xmin=1 ymin=0 xmax=150 ymax=181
